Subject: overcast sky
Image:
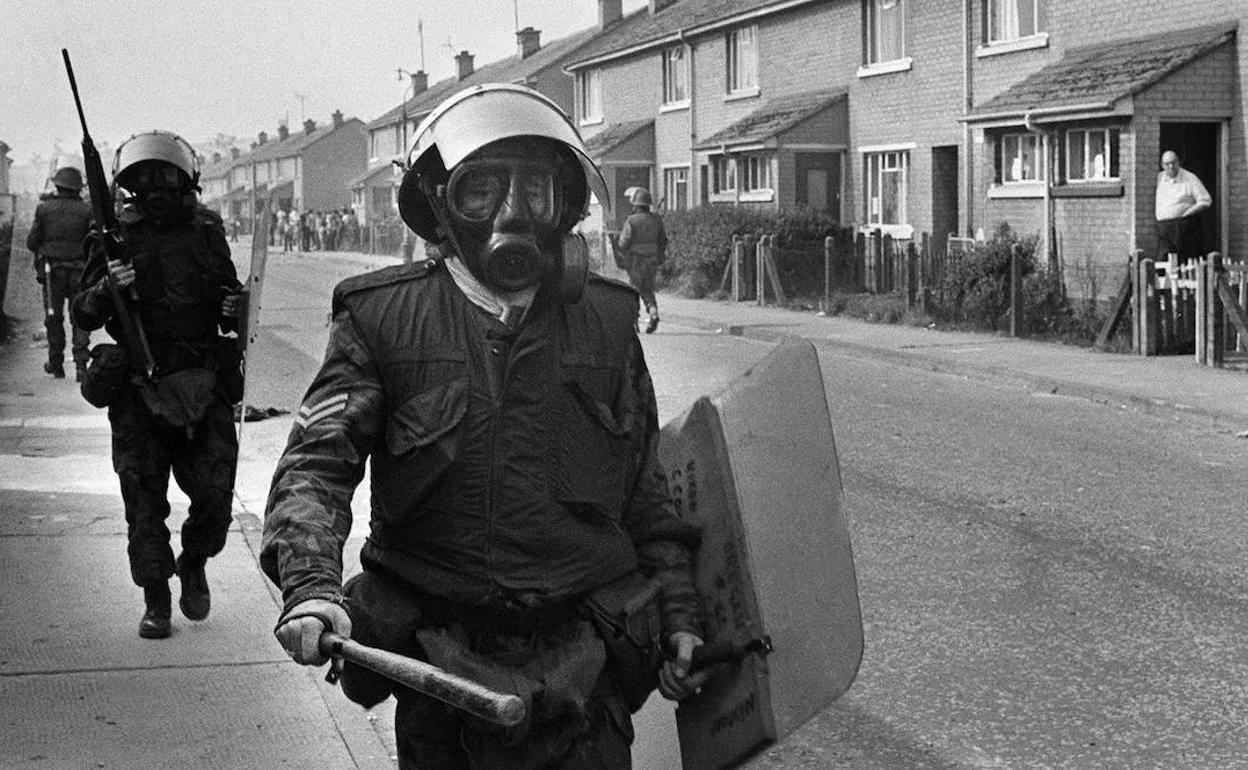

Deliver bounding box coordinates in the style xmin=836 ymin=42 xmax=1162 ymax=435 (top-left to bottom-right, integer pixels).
xmin=6 ymin=0 xmax=646 ymax=168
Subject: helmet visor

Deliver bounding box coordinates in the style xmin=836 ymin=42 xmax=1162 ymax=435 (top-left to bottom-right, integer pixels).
xmin=446 ymin=159 xmax=558 ymax=228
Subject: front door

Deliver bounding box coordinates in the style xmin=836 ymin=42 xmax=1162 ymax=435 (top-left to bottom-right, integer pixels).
xmin=795 ymin=152 xmax=842 ymax=222
xmin=1159 ymin=122 xmax=1221 ymax=258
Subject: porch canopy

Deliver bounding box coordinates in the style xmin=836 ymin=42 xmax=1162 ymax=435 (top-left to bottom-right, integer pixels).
xmin=348 ymin=160 xmax=399 ymax=192
xmin=695 ymin=88 xmax=847 ymax=152
xmin=963 ymin=23 xmax=1236 ymax=128
xmin=584 ymin=119 xmax=654 ymax=165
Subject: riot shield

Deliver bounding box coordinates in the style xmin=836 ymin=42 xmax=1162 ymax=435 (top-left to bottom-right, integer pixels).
xmin=236 ymin=201 xmax=269 ymax=438
xmin=659 ymin=338 xmax=862 ymax=770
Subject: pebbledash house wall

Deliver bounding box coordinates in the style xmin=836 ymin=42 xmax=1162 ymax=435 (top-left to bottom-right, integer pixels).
xmin=968 ymin=0 xmax=1246 ymax=300
xmin=849 ymin=0 xmax=967 ymax=241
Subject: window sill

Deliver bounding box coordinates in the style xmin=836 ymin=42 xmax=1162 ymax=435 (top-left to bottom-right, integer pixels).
xmin=725 ymin=88 xmax=760 ymax=103
xmin=660 ymin=101 xmax=690 ymax=113
xmin=1051 ymin=182 xmax=1124 ymax=198
xmin=975 ymin=33 xmax=1049 ymax=58
xmin=856 ymin=57 xmax=913 ymax=79
xmin=988 ymin=183 xmax=1045 ymax=199
xmin=739 ymin=190 xmax=775 ymax=202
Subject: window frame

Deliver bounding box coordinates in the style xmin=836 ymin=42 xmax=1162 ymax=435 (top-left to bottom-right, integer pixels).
xmin=577 ymin=68 xmax=603 ymax=125
xmin=663 ymin=166 xmax=690 ymax=211
xmin=662 ymin=45 xmax=689 ymax=107
xmin=726 ymin=25 xmax=759 ymax=95
xmin=863 ymin=149 xmax=909 ymax=229
xmin=865 ymin=0 xmax=906 ymax=66
xmin=997 ymin=131 xmax=1044 ymax=184
xmin=711 ymin=155 xmax=737 ymax=195
xmin=985 ymin=0 xmax=1044 ymax=44
xmin=1063 ymin=127 xmax=1119 ymax=183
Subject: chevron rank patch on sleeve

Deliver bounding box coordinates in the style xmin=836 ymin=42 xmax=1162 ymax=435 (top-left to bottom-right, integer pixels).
xmin=295 ymin=392 xmax=348 ymax=429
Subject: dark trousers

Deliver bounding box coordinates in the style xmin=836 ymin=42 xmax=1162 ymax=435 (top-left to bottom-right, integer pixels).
xmin=108 ymin=389 xmax=238 ymax=586
xmin=393 ymin=668 xmax=633 ymax=770
xmin=1156 ymin=216 xmax=1203 ymax=264
xmin=626 ymin=258 xmax=659 ymax=315
xmin=44 ymin=264 xmax=90 ymax=369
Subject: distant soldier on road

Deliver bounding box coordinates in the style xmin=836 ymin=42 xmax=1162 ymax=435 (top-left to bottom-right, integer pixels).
xmin=616 ymin=187 xmax=667 ymax=333
xmin=27 ymin=166 xmax=93 ymax=379
xmin=71 ymin=130 xmax=244 ymax=640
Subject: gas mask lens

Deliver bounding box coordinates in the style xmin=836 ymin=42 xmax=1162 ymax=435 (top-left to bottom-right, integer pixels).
xmin=447 ymin=160 xmax=558 ymax=229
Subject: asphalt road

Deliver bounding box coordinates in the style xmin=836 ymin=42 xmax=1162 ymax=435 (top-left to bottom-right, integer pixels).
xmin=226 ymin=243 xmax=1248 ymax=767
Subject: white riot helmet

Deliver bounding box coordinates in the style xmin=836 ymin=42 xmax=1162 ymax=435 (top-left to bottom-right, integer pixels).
xmin=112 ymin=130 xmax=200 ymax=222
xmin=397 ymin=83 xmax=609 ymax=301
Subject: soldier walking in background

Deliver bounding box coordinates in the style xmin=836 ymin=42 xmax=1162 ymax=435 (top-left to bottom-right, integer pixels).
xmin=71 ymin=131 xmax=244 ymax=640
xmin=617 ymin=187 xmax=667 ymax=334
xmin=27 ymin=166 xmax=93 ymax=379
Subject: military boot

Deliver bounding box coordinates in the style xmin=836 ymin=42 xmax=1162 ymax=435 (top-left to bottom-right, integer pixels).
xmin=645 ymin=308 xmax=660 ymax=334
xmin=139 ymin=582 xmax=172 ymax=639
xmin=175 ymin=554 xmax=210 ymax=621
xmin=43 ymin=360 xmax=65 ymax=379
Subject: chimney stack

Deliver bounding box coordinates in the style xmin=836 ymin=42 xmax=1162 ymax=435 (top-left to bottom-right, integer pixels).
xmin=231 ymin=147 xmax=241 ymax=159
xmin=456 ymin=50 xmax=475 ymax=80
xmin=599 ymin=0 xmax=622 ymax=28
xmin=517 ymin=27 xmax=541 ymax=59
xmin=332 ymin=110 xmax=344 ymax=128
xmin=258 ymin=130 xmax=268 ymax=145
xmin=649 ymin=0 xmax=677 ymax=13
xmin=410 ymin=70 xmax=428 ymax=95
xmin=212 ymin=151 xmax=222 ymax=163
xmin=278 ymin=123 xmax=290 ymax=141
xmin=303 ymin=118 xmax=317 ymax=135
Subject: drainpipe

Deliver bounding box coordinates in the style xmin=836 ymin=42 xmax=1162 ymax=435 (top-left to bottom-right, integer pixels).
xmin=962 ymin=0 xmax=974 ymax=239
xmin=1024 ymin=111 xmax=1053 ymax=268
xmin=680 ymin=27 xmax=695 ymax=210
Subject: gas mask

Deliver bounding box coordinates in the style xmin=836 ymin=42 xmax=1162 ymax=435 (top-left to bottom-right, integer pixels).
xmin=120 ymin=160 xmax=196 ymax=222
xmin=431 ymin=140 xmax=588 ymax=298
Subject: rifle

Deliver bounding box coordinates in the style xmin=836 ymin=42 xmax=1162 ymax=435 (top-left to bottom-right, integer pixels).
xmin=62 ymin=48 xmax=156 ymax=379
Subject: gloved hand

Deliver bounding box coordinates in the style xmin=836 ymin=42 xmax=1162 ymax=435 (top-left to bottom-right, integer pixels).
xmin=658 ymin=631 xmax=711 ymax=701
xmin=274 ymin=598 xmax=352 ymax=667
xmin=107 ymin=259 xmax=135 ymax=290
xmin=220 ymin=289 xmax=243 ymax=319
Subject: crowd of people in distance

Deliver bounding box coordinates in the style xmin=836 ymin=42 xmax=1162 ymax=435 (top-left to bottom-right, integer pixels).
xmin=251 ymin=207 xmax=360 ymax=253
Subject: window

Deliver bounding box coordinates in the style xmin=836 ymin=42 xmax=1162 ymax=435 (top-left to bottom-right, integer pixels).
xmin=1065 ymin=128 xmax=1119 ymax=182
xmin=864 ymin=150 xmax=908 ymax=225
xmin=577 ymin=69 xmax=602 ymax=123
xmin=662 ymin=45 xmax=688 ymax=105
xmin=742 ymin=154 xmax=772 ymax=192
xmin=865 ymin=0 xmax=905 ymax=64
xmin=711 ymin=155 xmax=737 ymax=194
xmin=664 ymin=167 xmax=689 ymax=211
xmin=998 ymin=132 xmax=1042 ymax=183
xmin=727 ymin=26 xmax=758 ymax=94
xmin=986 ymin=0 xmax=1044 ymax=43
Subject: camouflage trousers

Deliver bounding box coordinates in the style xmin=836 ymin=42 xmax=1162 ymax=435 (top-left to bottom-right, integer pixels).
xmin=108 ymin=387 xmax=238 ymax=587
xmin=44 ymin=265 xmax=89 ymax=369
xmin=625 ymin=259 xmax=659 ymax=314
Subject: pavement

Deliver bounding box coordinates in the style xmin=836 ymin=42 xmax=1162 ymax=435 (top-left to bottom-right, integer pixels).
xmin=3 ymin=243 xmax=1248 ymax=769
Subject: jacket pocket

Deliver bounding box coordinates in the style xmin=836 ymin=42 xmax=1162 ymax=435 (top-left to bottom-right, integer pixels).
xmin=372 ymin=377 xmax=469 ymax=523
xmin=557 ymin=365 xmax=632 ymax=523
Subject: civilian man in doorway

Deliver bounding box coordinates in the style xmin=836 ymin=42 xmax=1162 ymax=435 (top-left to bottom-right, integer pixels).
xmin=1155 ymin=150 xmax=1211 ymax=264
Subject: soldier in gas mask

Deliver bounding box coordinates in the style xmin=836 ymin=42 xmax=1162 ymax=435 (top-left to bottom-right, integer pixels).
xmin=262 ymin=84 xmax=707 ymax=769
xmin=71 ymin=130 xmax=244 ymax=640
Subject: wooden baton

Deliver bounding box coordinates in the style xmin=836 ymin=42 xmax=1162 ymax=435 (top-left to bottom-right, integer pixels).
xmin=319 ymin=631 xmax=526 ymax=727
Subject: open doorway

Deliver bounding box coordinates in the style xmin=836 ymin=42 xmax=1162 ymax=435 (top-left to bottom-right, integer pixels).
xmin=1159 ymin=122 xmax=1220 ymax=257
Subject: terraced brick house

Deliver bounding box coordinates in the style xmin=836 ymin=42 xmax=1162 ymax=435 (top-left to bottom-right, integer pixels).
xmin=354 ymin=25 xmax=598 ymax=241
xmin=566 ymin=0 xmax=856 ymax=233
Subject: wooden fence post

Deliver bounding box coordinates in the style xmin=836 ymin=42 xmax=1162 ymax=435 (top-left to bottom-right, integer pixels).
xmin=1010 ymin=243 xmax=1023 ymax=337
xmin=1208 ymin=253 xmax=1225 ymax=366
xmin=1195 ymin=256 xmax=1207 ymax=364
xmin=917 ymin=233 xmax=930 ymax=316
xmin=822 ymin=236 xmax=833 ymax=313
xmin=1136 ymin=257 xmax=1158 ymax=355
